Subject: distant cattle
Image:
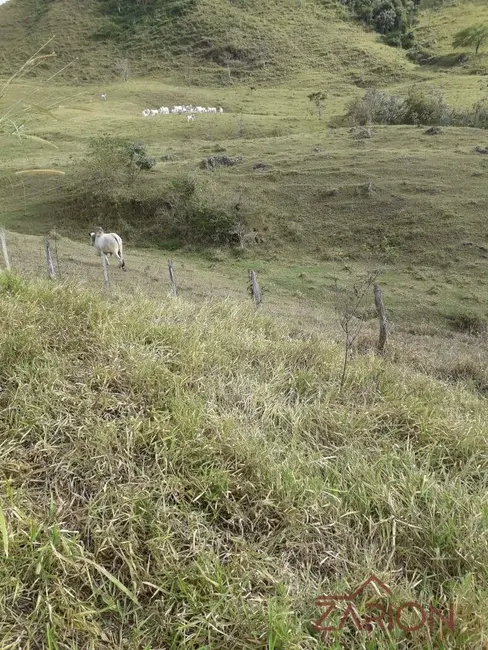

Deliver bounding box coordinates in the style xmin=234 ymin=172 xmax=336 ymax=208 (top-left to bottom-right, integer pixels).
xmin=140 ymin=104 xmax=224 ymax=117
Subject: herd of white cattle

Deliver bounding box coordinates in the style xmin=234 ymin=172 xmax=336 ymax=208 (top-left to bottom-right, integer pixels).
xmin=142 ymin=105 xmax=224 ymax=119
xmin=98 ymin=95 xmax=224 ymax=120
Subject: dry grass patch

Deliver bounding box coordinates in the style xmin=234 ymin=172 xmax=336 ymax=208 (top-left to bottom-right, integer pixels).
xmin=0 ymin=274 xmax=487 ymax=648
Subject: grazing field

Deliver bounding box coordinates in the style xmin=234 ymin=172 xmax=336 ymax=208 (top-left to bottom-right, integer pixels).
xmin=1 ymin=74 xmax=488 ymax=333
xmin=1 ymin=0 xmax=488 ymax=647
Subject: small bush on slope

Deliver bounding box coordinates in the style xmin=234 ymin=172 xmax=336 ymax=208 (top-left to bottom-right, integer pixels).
xmin=0 ymin=273 xmax=486 ymax=649
xmin=347 ymin=85 xmax=488 ymax=127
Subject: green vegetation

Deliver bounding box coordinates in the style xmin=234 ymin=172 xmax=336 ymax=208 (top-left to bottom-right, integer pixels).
xmin=0 ymin=274 xmax=487 ymax=648
xmin=82 ymin=135 xmax=157 ymax=192
xmin=453 ymin=24 xmax=488 ymax=55
xmin=307 ymin=91 xmax=327 ymax=119
xmin=1 ymin=0 xmax=488 ymax=646
xmin=341 ymin=0 xmax=421 ymax=48
xmin=95 ymin=0 xmax=198 ymax=45
xmin=346 ymin=84 xmax=488 ymax=126
xmin=415 ymin=0 xmax=488 ymax=72
xmin=0 ymin=0 xmax=412 ymax=83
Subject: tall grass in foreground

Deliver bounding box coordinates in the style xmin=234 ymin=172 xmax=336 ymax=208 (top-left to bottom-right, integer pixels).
xmin=0 ymin=274 xmax=487 ymax=649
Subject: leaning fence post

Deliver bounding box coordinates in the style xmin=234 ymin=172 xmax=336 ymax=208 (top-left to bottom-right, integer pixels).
xmin=248 ymin=269 xmax=262 ymax=308
xmin=168 ymin=259 xmax=178 ymax=296
xmin=0 ymin=229 xmax=11 ymax=271
xmin=374 ymin=283 xmax=388 ymax=353
xmin=45 ymin=237 xmax=56 ymax=279
xmin=101 ymin=252 xmax=110 ymax=291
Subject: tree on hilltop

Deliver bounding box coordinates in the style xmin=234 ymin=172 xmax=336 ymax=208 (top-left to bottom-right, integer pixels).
xmin=453 ymin=25 xmax=488 ymax=55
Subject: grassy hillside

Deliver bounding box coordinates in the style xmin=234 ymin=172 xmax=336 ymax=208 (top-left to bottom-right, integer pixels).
xmin=416 ymin=0 xmax=488 ymax=73
xmin=0 ymin=0 xmax=487 ymax=353
xmin=1 ymin=75 xmax=487 ymax=279
xmin=1 ymin=1 xmax=488 ymax=646
xmin=1 ymin=67 xmax=487 ymax=357
xmin=0 ymin=272 xmax=487 ymax=649
xmin=5 ymin=225 xmax=488 ymax=395
xmin=0 ymin=0 xmax=413 ymax=84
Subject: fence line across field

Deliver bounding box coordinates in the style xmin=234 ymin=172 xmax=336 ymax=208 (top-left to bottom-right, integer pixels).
xmin=0 ymin=230 xmax=391 ymax=360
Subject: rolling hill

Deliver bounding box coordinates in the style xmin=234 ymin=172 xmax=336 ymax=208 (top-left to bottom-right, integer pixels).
xmin=0 ymin=0 xmax=414 ymax=84
xmin=1 ymin=0 xmax=488 ymax=648
xmin=416 ymin=0 xmax=488 ymax=73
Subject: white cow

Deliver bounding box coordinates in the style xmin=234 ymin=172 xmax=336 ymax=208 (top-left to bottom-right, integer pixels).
xmin=150 ymin=109 xmax=159 ymax=116
xmin=100 ymin=93 xmax=107 ymax=101
xmin=187 ymin=114 xmax=195 ymax=122
xmin=142 ymin=109 xmax=151 ymax=117
xmin=90 ymin=228 xmax=126 ymax=270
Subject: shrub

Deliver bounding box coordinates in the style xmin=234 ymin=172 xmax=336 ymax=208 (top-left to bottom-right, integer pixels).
xmin=339 ymin=0 xmax=420 ymax=48
xmin=157 ymin=174 xmax=242 ymax=246
xmin=126 ymin=141 xmax=156 ymax=184
xmin=135 ymin=156 xmax=156 ymax=171
xmin=403 ymin=86 xmax=452 ymax=125
xmin=346 ymin=88 xmax=406 ymax=125
xmin=384 ymin=29 xmax=416 ymax=48
xmin=460 ymin=99 xmax=488 ymax=129
xmin=81 ymin=135 xmax=156 ymax=193
xmin=345 ymin=85 xmax=488 ymax=128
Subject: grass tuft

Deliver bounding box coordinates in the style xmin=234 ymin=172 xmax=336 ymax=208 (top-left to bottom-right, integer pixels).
xmin=0 ymin=275 xmax=486 ymax=648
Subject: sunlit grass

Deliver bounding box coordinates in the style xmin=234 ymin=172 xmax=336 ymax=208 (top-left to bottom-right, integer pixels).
xmin=0 ymin=274 xmax=486 ymax=648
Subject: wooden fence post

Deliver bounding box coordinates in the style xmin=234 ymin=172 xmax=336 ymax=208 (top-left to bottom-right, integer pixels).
xmin=0 ymin=229 xmax=11 ymax=271
xmin=45 ymin=237 xmax=56 ymax=279
xmin=101 ymin=252 xmax=110 ymax=291
xmin=168 ymin=259 xmax=178 ymax=296
xmin=248 ymin=269 xmax=262 ymax=308
xmin=51 ymin=229 xmax=61 ymax=280
xmin=374 ymin=283 xmax=387 ymax=353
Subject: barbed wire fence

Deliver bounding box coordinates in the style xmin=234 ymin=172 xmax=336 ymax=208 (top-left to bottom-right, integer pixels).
xmin=0 ymin=226 xmax=390 ymax=356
